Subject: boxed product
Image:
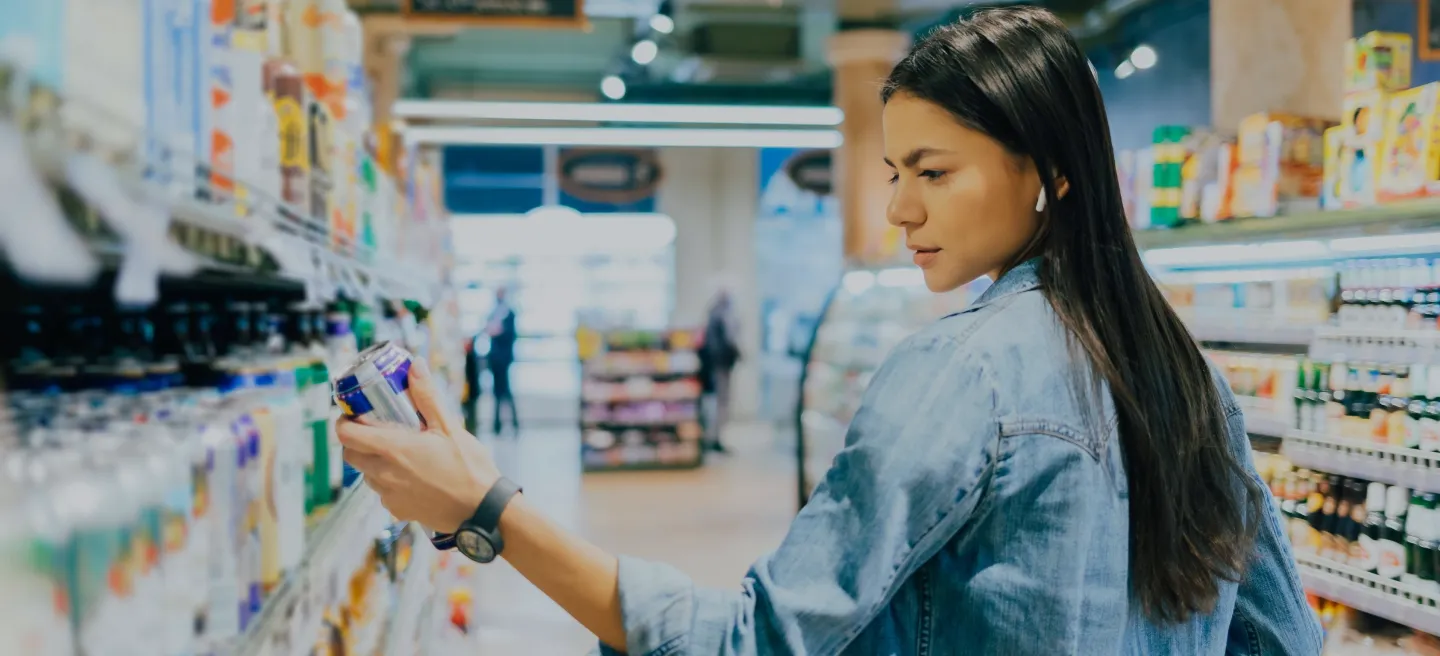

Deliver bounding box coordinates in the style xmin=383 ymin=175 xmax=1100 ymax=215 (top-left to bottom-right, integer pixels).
xmin=1322 ymin=125 xmax=1345 ymax=210
xmin=1150 ymin=126 xmax=1190 ymax=228
xmin=1338 ymin=89 xmax=1389 ymax=207
xmin=1345 ymin=31 xmax=1413 ymax=94
xmin=1378 ymin=83 xmax=1440 ymax=201
xmin=1178 ymin=133 xmax=1238 ymax=223
xmin=1232 ymin=112 xmax=1334 ymax=218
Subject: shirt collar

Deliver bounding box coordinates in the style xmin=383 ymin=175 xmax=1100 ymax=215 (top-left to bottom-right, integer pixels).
xmin=974 ymin=257 xmax=1043 ymax=306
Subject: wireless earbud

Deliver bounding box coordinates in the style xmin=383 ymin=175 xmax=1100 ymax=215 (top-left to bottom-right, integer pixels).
xmin=1035 ymin=189 xmax=1047 ymax=213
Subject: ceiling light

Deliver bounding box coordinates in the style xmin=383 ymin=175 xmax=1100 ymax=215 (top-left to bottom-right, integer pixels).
xmin=600 ymin=75 xmax=626 ymax=100
xmin=404 ymin=125 xmax=844 ymax=149
xmin=1129 ymin=44 xmax=1158 ymax=70
xmin=649 ymin=14 xmax=674 ymax=34
xmin=391 ymin=99 xmax=845 ymax=127
xmin=1115 ymin=60 xmax=1135 ymax=79
xmin=631 ymin=40 xmax=658 ymax=65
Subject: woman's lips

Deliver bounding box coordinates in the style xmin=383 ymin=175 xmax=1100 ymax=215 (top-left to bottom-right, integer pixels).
xmin=913 ymin=249 xmax=939 ymax=268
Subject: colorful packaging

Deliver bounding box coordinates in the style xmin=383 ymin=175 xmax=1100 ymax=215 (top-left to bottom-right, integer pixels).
xmin=1339 ymin=90 xmax=1388 ymax=208
xmin=1346 ymin=31 xmax=1413 ymax=95
xmin=1150 ymin=126 xmax=1190 ymax=228
xmin=1322 ymin=125 xmax=1346 ymax=211
xmin=208 ymin=0 xmax=237 ymax=203
xmin=1379 ymin=83 xmax=1440 ymax=201
xmin=1199 ymin=140 xmax=1239 ymax=223
xmin=1232 ymin=112 xmax=1333 ymax=218
xmin=267 ymin=60 xmax=309 ymax=210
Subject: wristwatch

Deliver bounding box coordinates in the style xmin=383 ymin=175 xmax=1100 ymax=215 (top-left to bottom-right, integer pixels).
xmin=437 ymin=477 xmax=523 ymax=563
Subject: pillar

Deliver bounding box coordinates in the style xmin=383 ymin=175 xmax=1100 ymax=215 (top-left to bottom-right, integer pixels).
xmin=827 ymin=29 xmax=910 ymax=266
xmin=1211 ymin=0 xmax=1351 ymax=130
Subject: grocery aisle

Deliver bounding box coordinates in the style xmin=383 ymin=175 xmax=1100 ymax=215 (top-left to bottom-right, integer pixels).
xmin=467 ymin=423 xmax=797 ymax=654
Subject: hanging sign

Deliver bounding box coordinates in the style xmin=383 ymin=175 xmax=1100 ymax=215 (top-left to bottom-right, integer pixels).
xmin=557 ymin=148 xmax=663 ymax=206
xmin=784 ymin=149 xmax=833 ymax=196
xmin=402 ymin=0 xmax=585 ymax=27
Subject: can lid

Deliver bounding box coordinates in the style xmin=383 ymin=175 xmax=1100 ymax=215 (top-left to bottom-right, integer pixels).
xmin=334 ymin=341 xmax=409 ymax=392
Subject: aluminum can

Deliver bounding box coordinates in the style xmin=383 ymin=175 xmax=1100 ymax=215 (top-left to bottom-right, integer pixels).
xmin=333 ymin=341 xmax=422 ymax=429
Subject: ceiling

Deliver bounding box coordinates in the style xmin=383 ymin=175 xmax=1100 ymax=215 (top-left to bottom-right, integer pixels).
xmin=392 ymin=0 xmax=1159 ymax=105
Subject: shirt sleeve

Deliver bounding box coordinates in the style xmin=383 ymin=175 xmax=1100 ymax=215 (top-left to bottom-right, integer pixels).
xmin=602 ymin=332 xmax=1001 ymax=656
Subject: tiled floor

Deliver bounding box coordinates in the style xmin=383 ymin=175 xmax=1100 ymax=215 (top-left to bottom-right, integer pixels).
xmin=468 ymin=423 xmax=798 ymax=654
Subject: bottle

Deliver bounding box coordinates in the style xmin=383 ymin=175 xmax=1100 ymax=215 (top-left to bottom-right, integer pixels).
xmin=1334 ymin=477 xmax=1356 ymax=559
xmin=1411 ymin=363 xmax=1430 ymax=450
xmin=1407 ymin=491 xmax=1428 ymax=586
xmin=1359 ymin=481 xmax=1387 ymax=573
xmin=1318 ymin=475 xmax=1341 ymax=558
xmin=1422 ymin=494 xmax=1440 ymax=591
xmin=1373 ymin=363 xmax=1395 ymax=443
xmin=1313 ymin=364 xmax=1331 ymax=435
xmin=1295 ymin=360 xmax=1313 ymax=432
xmin=1388 ymin=366 xmax=1410 ymax=446
xmin=1291 ymin=472 xmax=1314 ymax=549
xmin=1379 ymin=485 xmax=1410 ymax=579
xmin=1327 ymin=357 xmax=1349 ymax=432
xmin=1345 ymin=479 xmax=1369 ymax=566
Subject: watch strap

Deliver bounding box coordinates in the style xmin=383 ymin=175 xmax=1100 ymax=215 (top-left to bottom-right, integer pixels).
xmin=471 ymin=476 xmax=523 ymax=532
xmin=430 ymin=532 xmax=457 ymax=550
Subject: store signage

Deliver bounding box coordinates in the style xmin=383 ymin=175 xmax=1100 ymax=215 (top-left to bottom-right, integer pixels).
xmin=558 ymin=149 xmax=663 ymax=205
xmin=784 ymin=149 xmax=833 ymax=196
xmin=403 ymin=0 xmax=584 ymax=26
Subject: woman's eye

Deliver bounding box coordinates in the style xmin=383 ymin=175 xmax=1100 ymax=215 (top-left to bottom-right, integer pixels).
xmin=919 ymin=170 xmax=946 ymax=181
xmin=886 ymin=173 xmax=899 ymax=185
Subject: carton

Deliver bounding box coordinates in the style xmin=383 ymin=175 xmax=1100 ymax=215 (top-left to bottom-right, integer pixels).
xmin=1378 ymin=83 xmax=1440 ymax=201
xmin=1339 ymin=89 xmax=1389 ymax=207
xmin=1346 ymin=31 xmax=1413 ymax=95
xmin=1233 ymin=112 xmax=1334 ymax=217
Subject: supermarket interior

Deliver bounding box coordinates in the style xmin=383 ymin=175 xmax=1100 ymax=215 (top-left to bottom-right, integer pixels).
xmin=21 ymin=0 xmax=1440 ymax=654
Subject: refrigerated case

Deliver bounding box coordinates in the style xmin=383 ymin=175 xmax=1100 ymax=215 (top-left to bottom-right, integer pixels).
xmin=795 ymin=268 xmax=990 ymax=506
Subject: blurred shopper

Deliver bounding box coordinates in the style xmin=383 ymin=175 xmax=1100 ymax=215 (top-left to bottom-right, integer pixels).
xmin=698 ymin=288 xmax=740 ymax=453
xmin=462 ymin=334 xmax=482 ymax=435
xmin=335 ymin=7 xmax=1321 ymax=655
xmin=485 ymin=287 xmax=520 ymax=436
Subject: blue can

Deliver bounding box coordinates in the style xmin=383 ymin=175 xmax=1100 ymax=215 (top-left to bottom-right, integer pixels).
xmin=333 ymin=341 xmax=423 ymax=429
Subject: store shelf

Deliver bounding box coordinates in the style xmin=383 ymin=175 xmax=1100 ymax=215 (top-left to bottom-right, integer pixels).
xmin=1188 ymin=321 xmax=1317 ymax=347
xmin=1133 ymin=200 xmax=1440 ymax=250
xmin=1296 ymin=552 xmax=1440 ymax=635
xmin=583 ymin=419 xmax=700 ymax=430
xmin=1282 ymin=431 xmax=1440 ymax=493
xmin=1245 ymin=415 xmax=1291 ymax=439
xmin=232 ymin=482 xmax=391 ymax=656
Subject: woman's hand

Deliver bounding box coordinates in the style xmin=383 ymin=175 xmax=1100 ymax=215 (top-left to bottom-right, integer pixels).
xmin=336 ymin=360 xmax=502 ymax=533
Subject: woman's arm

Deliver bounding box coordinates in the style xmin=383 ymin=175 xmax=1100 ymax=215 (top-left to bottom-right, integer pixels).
xmin=339 ymin=332 xmax=999 ymax=655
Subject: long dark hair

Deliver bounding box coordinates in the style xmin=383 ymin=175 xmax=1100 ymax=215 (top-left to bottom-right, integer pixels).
xmin=882 ymin=6 xmax=1265 ymax=623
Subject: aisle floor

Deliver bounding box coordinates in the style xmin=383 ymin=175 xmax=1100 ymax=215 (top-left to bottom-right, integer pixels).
xmin=469 ymin=423 xmax=798 ymax=654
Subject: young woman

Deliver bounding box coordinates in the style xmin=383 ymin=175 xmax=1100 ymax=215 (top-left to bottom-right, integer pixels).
xmin=338 ymin=7 xmax=1323 ymax=654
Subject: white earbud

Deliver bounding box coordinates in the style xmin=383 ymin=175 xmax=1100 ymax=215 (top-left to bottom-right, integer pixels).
xmin=1035 ymin=189 xmax=1047 ymax=213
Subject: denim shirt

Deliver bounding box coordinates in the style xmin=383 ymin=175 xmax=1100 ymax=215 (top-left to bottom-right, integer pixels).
xmin=598 ymin=260 xmax=1323 ymax=656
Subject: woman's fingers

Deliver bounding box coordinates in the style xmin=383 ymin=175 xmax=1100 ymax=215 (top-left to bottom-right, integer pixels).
xmin=336 ymin=417 xmax=403 ymax=456
xmin=343 ymin=448 xmax=386 ymax=474
xmin=407 ymin=359 xmax=455 ymax=435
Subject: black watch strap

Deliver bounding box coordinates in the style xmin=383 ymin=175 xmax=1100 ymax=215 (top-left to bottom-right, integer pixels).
xmin=429 ymin=477 xmax=522 ymax=551
xmin=472 ymin=476 xmax=523 ymax=532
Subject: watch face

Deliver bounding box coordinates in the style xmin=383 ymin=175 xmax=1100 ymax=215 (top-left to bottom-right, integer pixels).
xmin=457 ymin=529 xmax=497 ymax=563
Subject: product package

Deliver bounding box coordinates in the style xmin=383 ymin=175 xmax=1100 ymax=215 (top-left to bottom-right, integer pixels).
xmin=1179 ymin=133 xmax=1238 ymax=223
xmin=1232 ymin=112 xmax=1334 ymax=218
xmin=1379 ymin=83 xmax=1440 ymax=201
xmin=1338 ymin=90 xmax=1390 ymax=207
xmin=1346 ymin=31 xmax=1413 ymax=95
xmin=1322 ymin=126 xmax=1346 ymax=211
xmin=1150 ymin=126 xmax=1191 ymax=228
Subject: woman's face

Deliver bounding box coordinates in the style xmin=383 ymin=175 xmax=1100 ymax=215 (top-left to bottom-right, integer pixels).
xmin=882 ymin=92 xmax=1044 ymax=292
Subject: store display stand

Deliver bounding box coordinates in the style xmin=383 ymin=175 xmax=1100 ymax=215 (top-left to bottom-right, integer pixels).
xmin=579 ymin=327 xmax=706 ymax=471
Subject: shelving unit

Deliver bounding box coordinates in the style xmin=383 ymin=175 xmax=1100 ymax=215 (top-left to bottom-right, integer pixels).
xmin=579 ymin=328 xmax=705 ymax=471
xmin=1132 ymin=200 xmax=1440 ymax=250
xmin=1295 ymin=552 xmax=1440 ymax=637
xmin=1281 ymin=432 xmax=1440 ymax=494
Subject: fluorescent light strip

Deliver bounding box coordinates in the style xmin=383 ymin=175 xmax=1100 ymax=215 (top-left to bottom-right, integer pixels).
xmin=393 ymin=100 xmax=845 ymax=127
xmin=404 ymin=126 xmax=843 ymax=149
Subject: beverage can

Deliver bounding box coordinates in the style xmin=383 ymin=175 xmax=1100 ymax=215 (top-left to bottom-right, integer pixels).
xmin=333 ymin=341 xmax=422 ymax=429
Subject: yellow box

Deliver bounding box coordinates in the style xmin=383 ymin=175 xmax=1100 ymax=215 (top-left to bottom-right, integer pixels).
xmin=1378 ymin=83 xmax=1440 ymax=201
xmin=1345 ymin=31 xmax=1413 ymax=94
